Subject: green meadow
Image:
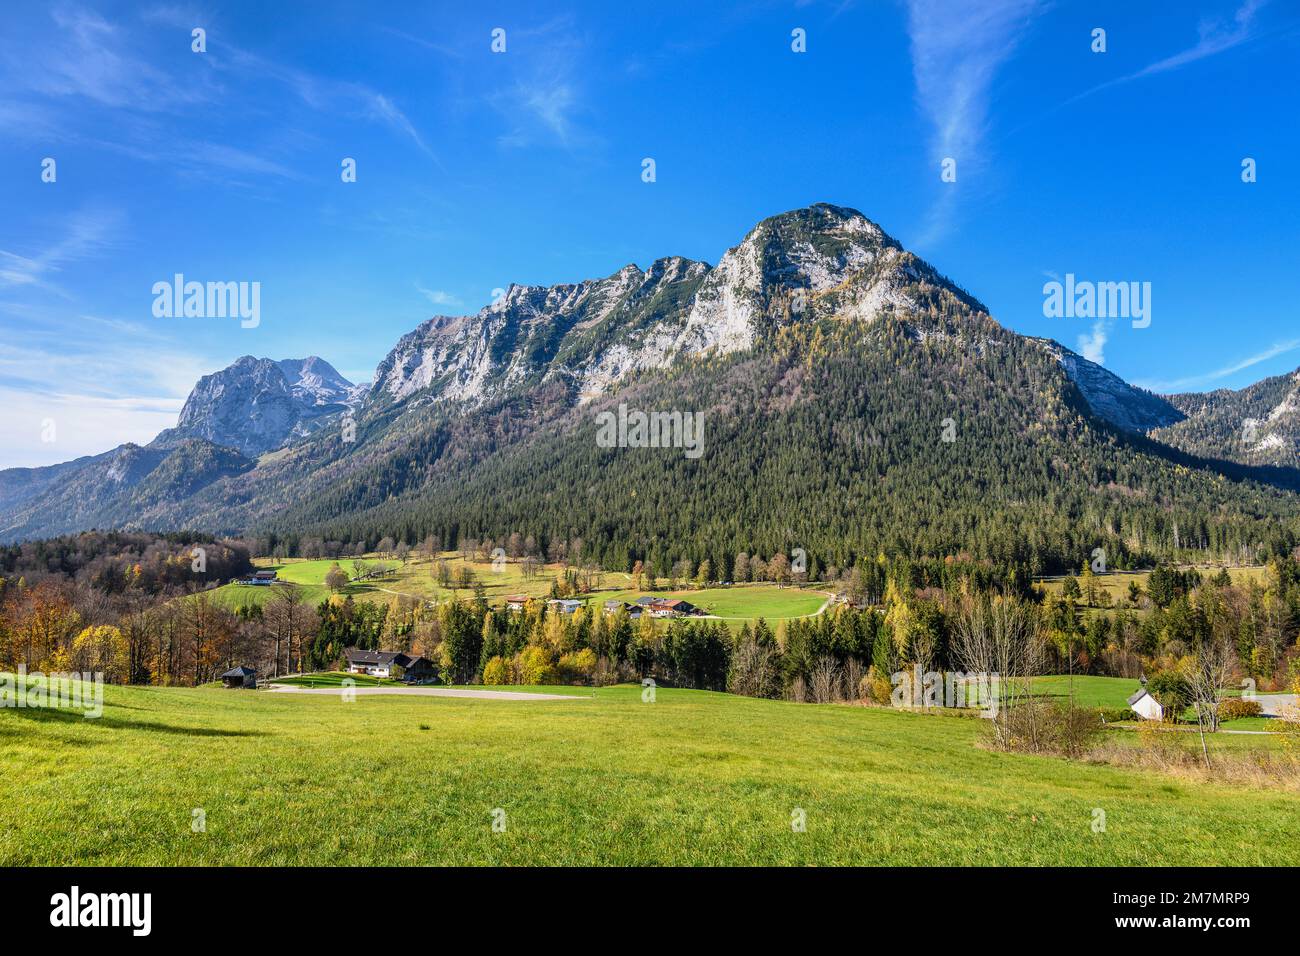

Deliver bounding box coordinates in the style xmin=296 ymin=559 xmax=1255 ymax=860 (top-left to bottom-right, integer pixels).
xmin=2 ymin=680 xmax=1296 ymax=866
xmin=597 ymin=584 xmax=828 ymax=619
xmin=1035 ymin=566 xmax=1269 ymax=607
xmin=205 ymin=553 xmax=828 ymax=626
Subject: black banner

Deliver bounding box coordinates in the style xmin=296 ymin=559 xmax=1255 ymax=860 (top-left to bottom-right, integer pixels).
xmin=0 ymin=866 xmax=1281 ymax=941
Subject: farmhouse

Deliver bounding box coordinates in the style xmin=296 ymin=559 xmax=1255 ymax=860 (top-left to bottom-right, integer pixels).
xmin=1127 ymin=687 xmax=1164 ymax=721
xmin=220 ymin=665 xmax=256 ymax=689
xmin=343 ymin=648 xmax=435 ymax=682
xmin=504 ymin=595 xmax=529 ymax=612
xmin=239 ymin=569 xmax=279 ymax=586
xmin=603 ymin=600 xmax=642 ymax=618
xmin=636 ymin=597 xmax=700 ymax=618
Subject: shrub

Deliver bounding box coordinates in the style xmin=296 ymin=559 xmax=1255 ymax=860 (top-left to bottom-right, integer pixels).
xmin=1218 ymin=698 xmax=1263 ymax=720
xmin=1096 ymin=707 xmax=1135 ymax=724
xmin=556 ymin=648 xmax=597 ymax=684
xmin=863 ymin=665 xmax=893 ymax=705
xmin=515 ymin=645 xmax=554 ymax=685
xmin=994 ymin=700 xmax=1104 ymax=756
xmin=482 ymin=656 xmax=511 ymax=686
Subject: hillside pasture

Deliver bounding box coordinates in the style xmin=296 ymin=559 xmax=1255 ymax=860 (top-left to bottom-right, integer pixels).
xmin=1035 ymin=565 xmax=1269 ymax=608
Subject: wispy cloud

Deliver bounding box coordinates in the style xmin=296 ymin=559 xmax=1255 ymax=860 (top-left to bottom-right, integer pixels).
xmin=416 ymin=284 xmax=461 ymax=308
xmin=1134 ymin=338 xmax=1300 ymax=393
xmin=0 ymin=4 xmax=437 ymax=177
xmin=0 ymin=316 xmax=210 ymax=467
xmin=489 ymin=16 xmax=594 ymax=150
xmin=0 ymin=208 xmax=125 ymax=293
xmin=1066 ymin=0 xmax=1269 ymax=106
xmin=30 ymin=4 xmax=209 ymax=109
xmin=904 ymin=0 xmax=1043 ymax=242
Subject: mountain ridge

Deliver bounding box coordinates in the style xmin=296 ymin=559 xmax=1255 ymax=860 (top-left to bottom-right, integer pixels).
xmin=1 ymin=203 xmax=1297 ymax=566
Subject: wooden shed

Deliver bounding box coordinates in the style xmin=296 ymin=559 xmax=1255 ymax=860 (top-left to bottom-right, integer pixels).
xmin=220 ymin=666 xmax=257 ymax=689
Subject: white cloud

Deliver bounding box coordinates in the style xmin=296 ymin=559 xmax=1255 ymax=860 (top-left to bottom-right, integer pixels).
xmin=1134 ymin=338 xmax=1300 ymax=393
xmin=23 ymin=4 xmax=213 ymax=111
xmin=0 ymin=385 xmax=184 ymax=468
xmin=1077 ymin=319 xmax=1109 ymax=365
xmin=0 ymin=302 xmax=211 ymax=467
xmin=489 ymin=17 xmax=593 ymax=150
xmin=416 ymin=284 xmax=461 ymax=308
xmin=1066 ymin=0 xmax=1269 ymax=106
xmin=0 ymin=208 xmax=125 ymax=292
xmin=904 ymin=0 xmax=1043 ymax=241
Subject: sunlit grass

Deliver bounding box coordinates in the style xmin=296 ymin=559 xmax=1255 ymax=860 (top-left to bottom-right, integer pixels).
xmin=2 ymin=681 xmax=1295 ymax=866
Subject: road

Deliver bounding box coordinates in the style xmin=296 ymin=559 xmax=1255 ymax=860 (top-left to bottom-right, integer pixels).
xmin=1255 ymin=693 xmax=1298 ymax=717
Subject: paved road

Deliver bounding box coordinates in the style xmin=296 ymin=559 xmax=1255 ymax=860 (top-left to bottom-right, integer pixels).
xmin=265 ymin=684 xmax=586 ymax=701
xmin=1255 ymin=694 xmax=1298 ymax=716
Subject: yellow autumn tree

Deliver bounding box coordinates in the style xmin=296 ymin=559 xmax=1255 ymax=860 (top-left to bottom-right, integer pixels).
xmin=72 ymin=624 xmax=129 ymax=682
xmin=482 ymin=655 xmax=511 ymax=685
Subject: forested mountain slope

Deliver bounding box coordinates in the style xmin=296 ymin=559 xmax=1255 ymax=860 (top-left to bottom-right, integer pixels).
xmin=2 ymin=204 xmax=1298 ymax=572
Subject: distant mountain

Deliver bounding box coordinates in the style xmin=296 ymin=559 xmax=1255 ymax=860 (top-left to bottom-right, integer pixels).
xmin=1154 ymin=368 xmax=1300 ymax=469
xmin=2 ymin=204 xmax=1298 ymax=570
xmin=0 ymin=440 xmax=252 ymax=541
xmin=0 ymin=355 xmax=355 ymax=540
xmin=153 ymin=355 xmax=360 ymax=458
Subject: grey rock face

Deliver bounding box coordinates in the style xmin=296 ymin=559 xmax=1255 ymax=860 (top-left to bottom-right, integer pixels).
xmin=1035 ymin=339 xmax=1185 ymax=433
xmin=155 ymin=355 xmax=358 ymax=457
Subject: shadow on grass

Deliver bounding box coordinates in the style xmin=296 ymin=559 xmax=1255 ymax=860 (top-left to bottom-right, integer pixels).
xmin=1 ymin=706 xmax=267 ymax=737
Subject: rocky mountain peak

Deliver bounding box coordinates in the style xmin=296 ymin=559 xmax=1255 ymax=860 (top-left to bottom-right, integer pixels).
xmin=154 ymin=355 xmax=357 ymax=458
xmin=369 ymin=203 xmax=988 ymax=409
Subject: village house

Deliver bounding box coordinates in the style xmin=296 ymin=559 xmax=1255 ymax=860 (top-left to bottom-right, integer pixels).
xmin=547 ymin=598 xmax=585 ymax=615
xmin=504 ymin=595 xmax=529 ymax=612
xmin=343 ymin=648 xmax=435 ymax=682
xmin=635 ymin=597 xmax=700 ymax=618
xmin=220 ymin=665 xmax=256 ymax=689
xmin=239 ymin=569 xmax=278 ymax=586
xmin=603 ymin=599 xmax=642 ymax=618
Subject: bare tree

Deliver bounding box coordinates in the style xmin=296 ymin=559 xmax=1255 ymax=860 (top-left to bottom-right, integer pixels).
xmin=1183 ymin=633 xmax=1237 ymax=769
xmin=727 ymin=634 xmax=776 ymax=698
xmin=949 ymin=594 xmax=1046 ymax=750
xmin=809 ymin=656 xmax=843 ymax=704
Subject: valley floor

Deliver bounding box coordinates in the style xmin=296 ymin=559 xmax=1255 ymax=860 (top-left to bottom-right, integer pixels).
xmin=2 ymin=682 xmax=1296 ymax=866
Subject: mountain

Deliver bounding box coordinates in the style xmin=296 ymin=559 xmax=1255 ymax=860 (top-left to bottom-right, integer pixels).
xmin=1033 ymin=339 xmax=1185 ymax=434
xmin=153 ymin=355 xmax=360 ymax=458
xmin=0 ymin=440 xmax=253 ymax=541
xmin=370 ymin=204 xmax=983 ymax=410
xmin=1152 ymin=369 xmax=1300 ymax=469
xmin=2 ymin=204 xmax=1298 ymax=571
xmin=0 ymin=355 xmax=356 ymax=540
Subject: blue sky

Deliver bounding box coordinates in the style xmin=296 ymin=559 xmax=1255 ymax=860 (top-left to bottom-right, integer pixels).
xmin=2 ymin=0 xmax=1298 ymax=467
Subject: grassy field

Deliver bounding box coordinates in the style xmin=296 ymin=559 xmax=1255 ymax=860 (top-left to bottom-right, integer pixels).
xmin=2 ymin=679 xmax=1296 ymax=865
xmin=1029 ymin=674 xmax=1288 ymax=731
xmin=1035 ymin=566 xmax=1269 ymax=607
xmin=205 ymin=553 xmax=828 ymax=625
xmin=597 ymin=584 xmax=827 ymax=619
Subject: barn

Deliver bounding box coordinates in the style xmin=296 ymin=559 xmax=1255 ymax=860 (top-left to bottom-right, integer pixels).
xmin=220 ymin=666 xmax=256 ymax=689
